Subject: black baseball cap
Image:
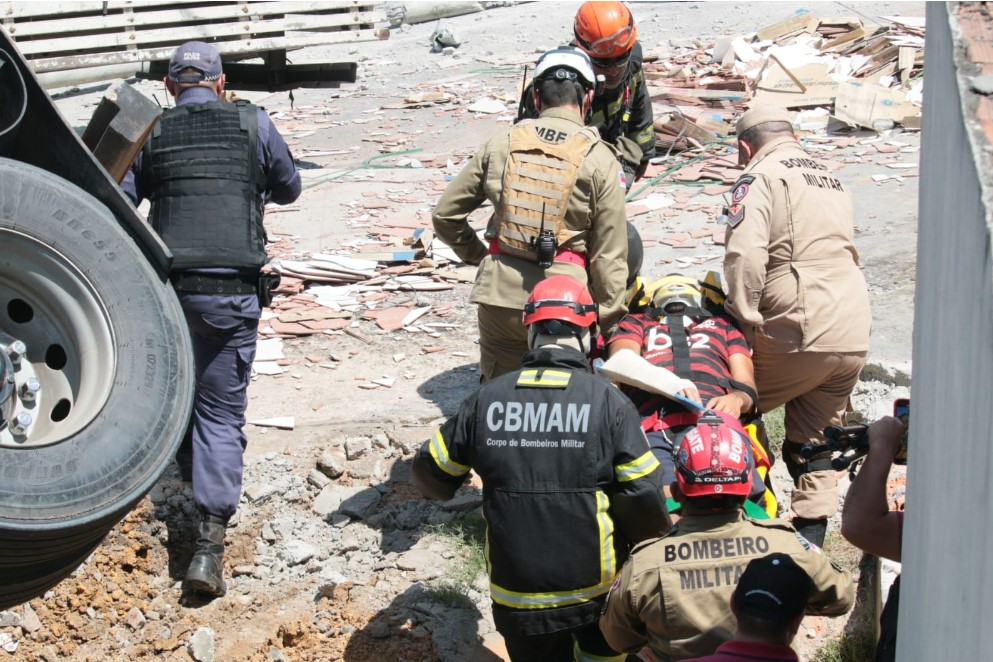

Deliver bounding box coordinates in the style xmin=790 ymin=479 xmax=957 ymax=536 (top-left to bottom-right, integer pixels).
xmin=732 ymin=553 xmax=813 ymax=623
xmin=168 ymin=41 xmax=223 ymax=83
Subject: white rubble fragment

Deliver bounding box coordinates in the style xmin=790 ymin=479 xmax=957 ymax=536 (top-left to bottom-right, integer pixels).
xmin=249 ymin=417 xmax=295 ymax=430
xmin=466 ymin=98 xmax=506 ymax=114
xmin=189 ymin=628 xmax=215 ymax=662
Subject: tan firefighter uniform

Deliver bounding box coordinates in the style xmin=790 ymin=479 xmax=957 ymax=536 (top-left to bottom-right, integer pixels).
xmin=432 ymin=107 xmax=628 ymax=381
xmin=723 ymin=134 xmax=871 ymax=521
xmin=599 ymin=511 xmax=854 ymax=661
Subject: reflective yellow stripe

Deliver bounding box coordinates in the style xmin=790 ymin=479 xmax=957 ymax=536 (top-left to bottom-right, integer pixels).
xmin=634 ymin=124 xmax=655 ymax=146
xmin=490 ymin=575 xmax=615 ymax=610
xmin=597 ymin=490 xmax=616 ymax=583
xmin=428 ymin=430 xmax=470 ymax=477
xmin=489 ymin=493 xmax=617 ymax=610
xmin=614 ymin=451 xmax=659 ymax=483
xmin=516 ymin=369 xmax=571 ymax=388
xmin=575 ymin=641 xmax=625 ymax=662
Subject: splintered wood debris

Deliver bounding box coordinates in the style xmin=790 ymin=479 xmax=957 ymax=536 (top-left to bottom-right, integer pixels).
xmin=644 ymin=11 xmax=924 ymax=152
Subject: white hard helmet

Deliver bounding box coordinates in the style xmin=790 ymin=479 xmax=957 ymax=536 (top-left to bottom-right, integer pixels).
xmin=533 ymin=46 xmax=597 ymax=89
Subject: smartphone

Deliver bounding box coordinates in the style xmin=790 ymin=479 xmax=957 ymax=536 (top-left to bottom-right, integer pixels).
xmin=893 ymin=398 xmax=909 ymax=465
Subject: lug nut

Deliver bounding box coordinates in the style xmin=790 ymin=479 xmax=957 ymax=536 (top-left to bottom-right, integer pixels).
xmin=9 ymin=411 xmax=32 ymax=436
xmin=19 ymin=377 xmax=40 ymax=402
xmin=7 ymin=340 xmax=26 ymax=366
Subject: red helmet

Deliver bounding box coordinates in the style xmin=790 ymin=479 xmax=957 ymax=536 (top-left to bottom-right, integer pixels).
xmin=675 ymin=410 xmax=753 ymax=498
xmin=574 ymin=2 xmax=637 ymax=60
xmin=523 ymin=276 xmax=597 ymax=328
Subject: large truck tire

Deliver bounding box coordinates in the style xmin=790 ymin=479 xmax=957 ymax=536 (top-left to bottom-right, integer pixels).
xmin=0 ymin=157 xmax=194 ymax=609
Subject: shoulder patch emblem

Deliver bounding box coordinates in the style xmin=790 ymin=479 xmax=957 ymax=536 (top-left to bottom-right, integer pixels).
xmin=732 ymin=183 xmax=749 ymax=203
xmin=727 ymin=204 xmax=745 ymax=228
xmin=730 ymin=174 xmax=755 ymax=204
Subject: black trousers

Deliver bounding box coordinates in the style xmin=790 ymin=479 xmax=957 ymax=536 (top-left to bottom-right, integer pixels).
xmin=501 ymin=620 xmax=622 ymax=662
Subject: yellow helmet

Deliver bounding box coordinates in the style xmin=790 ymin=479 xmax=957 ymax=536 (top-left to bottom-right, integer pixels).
xmin=649 ymin=274 xmax=702 ymax=315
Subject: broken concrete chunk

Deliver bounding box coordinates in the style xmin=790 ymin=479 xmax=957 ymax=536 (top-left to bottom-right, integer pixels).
xmin=245 ymin=483 xmax=281 ymax=504
xmin=279 ymin=540 xmax=317 ymax=567
xmin=317 ymin=450 xmax=347 ymax=479
xmin=188 ymin=628 xmax=215 ymax=662
xmin=345 ymin=436 xmax=373 ymax=460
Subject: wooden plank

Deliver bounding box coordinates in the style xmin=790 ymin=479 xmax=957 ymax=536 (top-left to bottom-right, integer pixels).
xmin=654 ymin=115 xmax=720 ymax=146
xmin=898 ymin=46 xmax=915 ymax=82
xmin=1 ymin=1 xmax=372 ymax=20
xmin=12 ymin=12 xmax=384 ymax=56
xmin=4 ymin=2 xmax=378 ymax=39
xmin=818 ymin=26 xmax=867 ymax=53
xmin=648 ymin=86 xmax=745 ymax=101
xmin=25 ymin=30 xmax=383 ymax=73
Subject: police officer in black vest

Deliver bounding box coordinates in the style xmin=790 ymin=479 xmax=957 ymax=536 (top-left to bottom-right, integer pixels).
xmin=413 ymin=275 xmax=670 ymax=662
xmin=123 ymin=41 xmax=301 ymax=597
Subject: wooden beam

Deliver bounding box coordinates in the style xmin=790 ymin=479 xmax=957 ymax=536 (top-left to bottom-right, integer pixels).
xmin=81 ymin=80 xmax=161 ymax=183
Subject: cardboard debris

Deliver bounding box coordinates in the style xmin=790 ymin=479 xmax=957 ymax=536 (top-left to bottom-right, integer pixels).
xmin=833 ymin=81 xmax=920 ymax=129
xmin=755 ymin=12 xmax=819 ymax=42
xmin=752 ymin=62 xmax=838 ymax=108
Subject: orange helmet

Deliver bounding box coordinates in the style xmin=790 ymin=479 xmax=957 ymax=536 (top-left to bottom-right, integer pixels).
xmin=574 ymin=2 xmax=637 ymax=60
xmin=675 ymin=411 xmax=753 ymax=498
xmin=523 ymin=276 xmax=597 ymax=328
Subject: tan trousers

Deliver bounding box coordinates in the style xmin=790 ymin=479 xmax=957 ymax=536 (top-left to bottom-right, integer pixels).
xmin=477 ymin=303 xmax=529 ymax=383
xmin=753 ymin=347 xmax=866 ymax=520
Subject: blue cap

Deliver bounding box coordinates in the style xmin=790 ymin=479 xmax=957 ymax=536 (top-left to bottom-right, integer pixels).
xmin=168 ymin=41 xmax=222 ymax=83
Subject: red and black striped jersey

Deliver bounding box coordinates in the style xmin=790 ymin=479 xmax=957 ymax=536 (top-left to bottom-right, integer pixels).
xmin=608 ymin=313 xmax=750 ymax=414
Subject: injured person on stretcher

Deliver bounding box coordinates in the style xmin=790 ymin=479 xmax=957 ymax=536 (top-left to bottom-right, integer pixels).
xmin=602 ymin=273 xmax=777 ymax=518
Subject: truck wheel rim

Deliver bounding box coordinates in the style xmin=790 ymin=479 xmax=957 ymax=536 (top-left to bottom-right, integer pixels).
xmin=0 ymin=228 xmax=115 ymax=448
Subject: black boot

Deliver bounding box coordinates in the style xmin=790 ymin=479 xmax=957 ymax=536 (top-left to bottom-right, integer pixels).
xmin=793 ymin=517 xmax=827 ymax=548
xmin=185 ymin=513 xmax=228 ymax=596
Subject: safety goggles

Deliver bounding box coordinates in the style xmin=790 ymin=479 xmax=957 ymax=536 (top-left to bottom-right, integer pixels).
xmin=589 ymin=54 xmax=630 ymax=70
xmin=523 ymin=299 xmax=596 ymax=316
xmin=581 ymin=24 xmax=635 ymax=58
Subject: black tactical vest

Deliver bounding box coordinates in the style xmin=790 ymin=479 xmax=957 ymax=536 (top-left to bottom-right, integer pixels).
xmin=145 ymin=101 xmax=267 ymax=270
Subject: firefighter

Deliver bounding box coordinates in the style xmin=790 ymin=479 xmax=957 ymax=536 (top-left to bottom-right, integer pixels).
xmin=122 ymin=41 xmax=301 ymax=597
xmin=413 ymin=275 xmax=670 ymax=662
xmin=723 ymin=106 xmax=871 ymax=547
xmin=433 ymin=46 xmax=628 ymax=382
xmin=599 ymin=413 xmax=854 ymax=660
xmin=517 ymin=1 xmax=656 ymax=190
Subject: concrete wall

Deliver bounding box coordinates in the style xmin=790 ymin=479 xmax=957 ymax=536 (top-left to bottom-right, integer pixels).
xmin=900 ymin=3 xmax=993 ymax=658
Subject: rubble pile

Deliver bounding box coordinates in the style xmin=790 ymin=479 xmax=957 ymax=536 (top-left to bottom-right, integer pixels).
xmin=646 ymin=11 xmax=925 ymax=148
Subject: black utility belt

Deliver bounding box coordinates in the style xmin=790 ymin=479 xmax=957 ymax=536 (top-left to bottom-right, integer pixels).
xmin=170 ymin=273 xmax=258 ymax=295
